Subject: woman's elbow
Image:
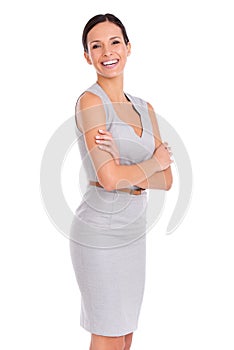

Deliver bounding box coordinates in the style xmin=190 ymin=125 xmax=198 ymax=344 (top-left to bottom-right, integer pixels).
xmin=164 ymin=169 xmax=173 ymax=191
xmin=103 ymin=182 xmax=116 ymax=192
xmin=97 ymin=178 xmax=114 ymax=192
xmin=97 ymin=172 xmax=117 ymax=192
xmin=165 ymin=180 xmax=173 ymax=191
xmin=98 ymin=168 xmax=129 ymax=192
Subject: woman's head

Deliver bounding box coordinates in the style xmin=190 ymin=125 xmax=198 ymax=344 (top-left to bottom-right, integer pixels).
xmin=82 ymin=14 xmax=131 ymax=79
xmin=82 ymin=13 xmax=129 ymax=53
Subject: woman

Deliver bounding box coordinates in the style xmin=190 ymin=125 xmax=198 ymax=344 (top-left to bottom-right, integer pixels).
xmin=69 ymin=13 xmax=173 ymax=350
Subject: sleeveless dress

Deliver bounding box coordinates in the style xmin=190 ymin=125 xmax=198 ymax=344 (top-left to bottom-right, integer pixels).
xmin=69 ymin=82 xmax=155 ymax=336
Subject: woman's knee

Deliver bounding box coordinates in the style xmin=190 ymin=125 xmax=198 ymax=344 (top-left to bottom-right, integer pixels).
xmin=91 ymin=334 xmax=125 ymax=350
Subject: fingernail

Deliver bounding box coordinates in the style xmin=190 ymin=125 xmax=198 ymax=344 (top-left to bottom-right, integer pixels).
xmin=99 ymin=129 xmax=104 ymax=132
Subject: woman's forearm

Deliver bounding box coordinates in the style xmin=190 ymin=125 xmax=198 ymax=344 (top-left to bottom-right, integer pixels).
xmin=135 ymin=166 xmax=173 ymax=191
xmin=107 ymin=157 xmax=169 ymax=191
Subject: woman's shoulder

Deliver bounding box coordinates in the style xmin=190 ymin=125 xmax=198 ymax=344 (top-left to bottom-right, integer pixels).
xmin=75 ymin=86 xmax=103 ymax=113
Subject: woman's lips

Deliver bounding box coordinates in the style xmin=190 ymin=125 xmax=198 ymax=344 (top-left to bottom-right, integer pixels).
xmin=101 ymin=59 xmax=119 ymax=69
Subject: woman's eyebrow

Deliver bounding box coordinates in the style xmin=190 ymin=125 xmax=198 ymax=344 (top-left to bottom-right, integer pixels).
xmin=90 ymin=36 xmax=121 ymax=44
xmin=109 ymin=36 xmax=121 ymax=40
xmin=90 ymin=40 xmax=101 ymax=44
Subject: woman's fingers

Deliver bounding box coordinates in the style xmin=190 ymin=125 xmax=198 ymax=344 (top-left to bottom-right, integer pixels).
xmin=95 ymin=130 xmax=120 ymax=165
xmin=97 ymin=129 xmax=112 ymax=137
xmin=96 ymin=139 xmax=112 ymax=146
xmin=162 ymin=141 xmax=172 ymax=154
xmin=95 ymin=129 xmax=113 ymax=144
xmin=95 ymin=135 xmax=112 ymax=140
xmin=97 ymin=145 xmax=109 ymax=151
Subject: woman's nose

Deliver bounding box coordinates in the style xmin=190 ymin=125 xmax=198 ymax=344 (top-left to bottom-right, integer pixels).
xmin=102 ymin=45 xmax=113 ymax=56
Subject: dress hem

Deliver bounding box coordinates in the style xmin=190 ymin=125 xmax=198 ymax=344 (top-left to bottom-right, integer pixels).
xmin=80 ymin=323 xmax=138 ymax=337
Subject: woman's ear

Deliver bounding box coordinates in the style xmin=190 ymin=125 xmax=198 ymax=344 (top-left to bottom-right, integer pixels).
xmin=127 ymin=42 xmax=131 ymax=57
xmin=84 ymin=51 xmax=92 ymax=65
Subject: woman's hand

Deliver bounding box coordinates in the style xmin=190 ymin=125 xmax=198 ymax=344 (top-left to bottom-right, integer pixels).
xmin=95 ymin=129 xmax=120 ymax=165
xmin=153 ymin=142 xmax=173 ymax=170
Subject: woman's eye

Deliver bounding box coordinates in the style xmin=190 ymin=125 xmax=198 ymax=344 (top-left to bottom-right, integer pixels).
xmin=112 ymin=40 xmax=120 ymax=45
xmin=92 ymin=44 xmax=101 ymax=49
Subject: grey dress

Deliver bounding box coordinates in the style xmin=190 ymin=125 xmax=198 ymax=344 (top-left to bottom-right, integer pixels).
xmin=69 ymin=82 xmax=155 ymax=336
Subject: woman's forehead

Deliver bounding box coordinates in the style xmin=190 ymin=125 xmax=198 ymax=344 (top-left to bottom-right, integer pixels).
xmin=87 ymin=22 xmax=123 ymax=43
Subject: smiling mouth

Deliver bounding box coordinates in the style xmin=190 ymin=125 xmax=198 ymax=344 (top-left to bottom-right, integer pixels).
xmin=101 ymin=59 xmax=119 ymax=67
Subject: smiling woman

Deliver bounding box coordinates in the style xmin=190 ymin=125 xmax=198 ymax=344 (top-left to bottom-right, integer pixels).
xmin=83 ymin=20 xmax=131 ymax=79
xmin=69 ymin=13 xmax=173 ymax=350
xmin=82 ymin=14 xmax=130 ymax=52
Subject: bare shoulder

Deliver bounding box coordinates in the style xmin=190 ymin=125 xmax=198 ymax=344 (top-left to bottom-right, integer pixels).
xmin=147 ymin=101 xmax=154 ymax=111
xmin=146 ymin=101 xmax=162 ymax=149
xmin=76 ymin=91 xmax=103 ymax=113
xmin=75 ymin=91 xmax=104 ymax=132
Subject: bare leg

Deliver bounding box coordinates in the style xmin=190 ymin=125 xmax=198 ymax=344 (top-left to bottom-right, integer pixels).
xmin=89 ymin=337 xmax=92 ymax=350
xmin=90 ymin=333 xmax=125 ymax=350
xmin=124 ymin=332 xmax=133 ymax=350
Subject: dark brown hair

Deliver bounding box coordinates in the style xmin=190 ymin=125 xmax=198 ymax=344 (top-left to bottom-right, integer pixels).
xmin=82 ymin=13 xmax=130 ymax=53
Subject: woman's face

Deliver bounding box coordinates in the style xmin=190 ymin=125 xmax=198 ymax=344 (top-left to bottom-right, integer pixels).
xmin=84 ymin=21 xmax=131 ymax=79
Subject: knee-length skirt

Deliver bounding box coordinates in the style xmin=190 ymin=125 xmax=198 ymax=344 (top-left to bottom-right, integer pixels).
xmin=69 ymin=185 xmax=148 ymax=336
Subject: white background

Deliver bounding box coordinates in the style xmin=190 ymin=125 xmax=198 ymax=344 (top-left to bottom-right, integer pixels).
xmin=1 ymin=0 xmax=234 ymax=349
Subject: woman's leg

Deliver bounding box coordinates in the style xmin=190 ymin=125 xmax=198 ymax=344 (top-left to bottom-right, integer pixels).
xmin=89 ymin=332 xmax=134 ymax=350
xmin=90 ymin=334 xmax=125 ymax=350
xmin=124 ymin=332 xmax=133 ymax=350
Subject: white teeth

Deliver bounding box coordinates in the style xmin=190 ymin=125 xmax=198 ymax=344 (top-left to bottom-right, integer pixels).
xmin=102 ymin=59 xmax=118 ymax=66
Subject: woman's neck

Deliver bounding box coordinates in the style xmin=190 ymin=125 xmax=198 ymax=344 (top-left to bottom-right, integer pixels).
xmin=96 ymin=75 xmax=127 ymax=103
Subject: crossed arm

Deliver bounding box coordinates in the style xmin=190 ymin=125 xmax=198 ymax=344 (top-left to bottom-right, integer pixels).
xmin=133 ymin=102 xmax=173 ymax=190
xmin=76 ymin=92 xmax=173 ymax=191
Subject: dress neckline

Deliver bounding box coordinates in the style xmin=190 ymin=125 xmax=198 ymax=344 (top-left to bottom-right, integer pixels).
xmin=95 ymin=82 xmax=145 ymax=140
